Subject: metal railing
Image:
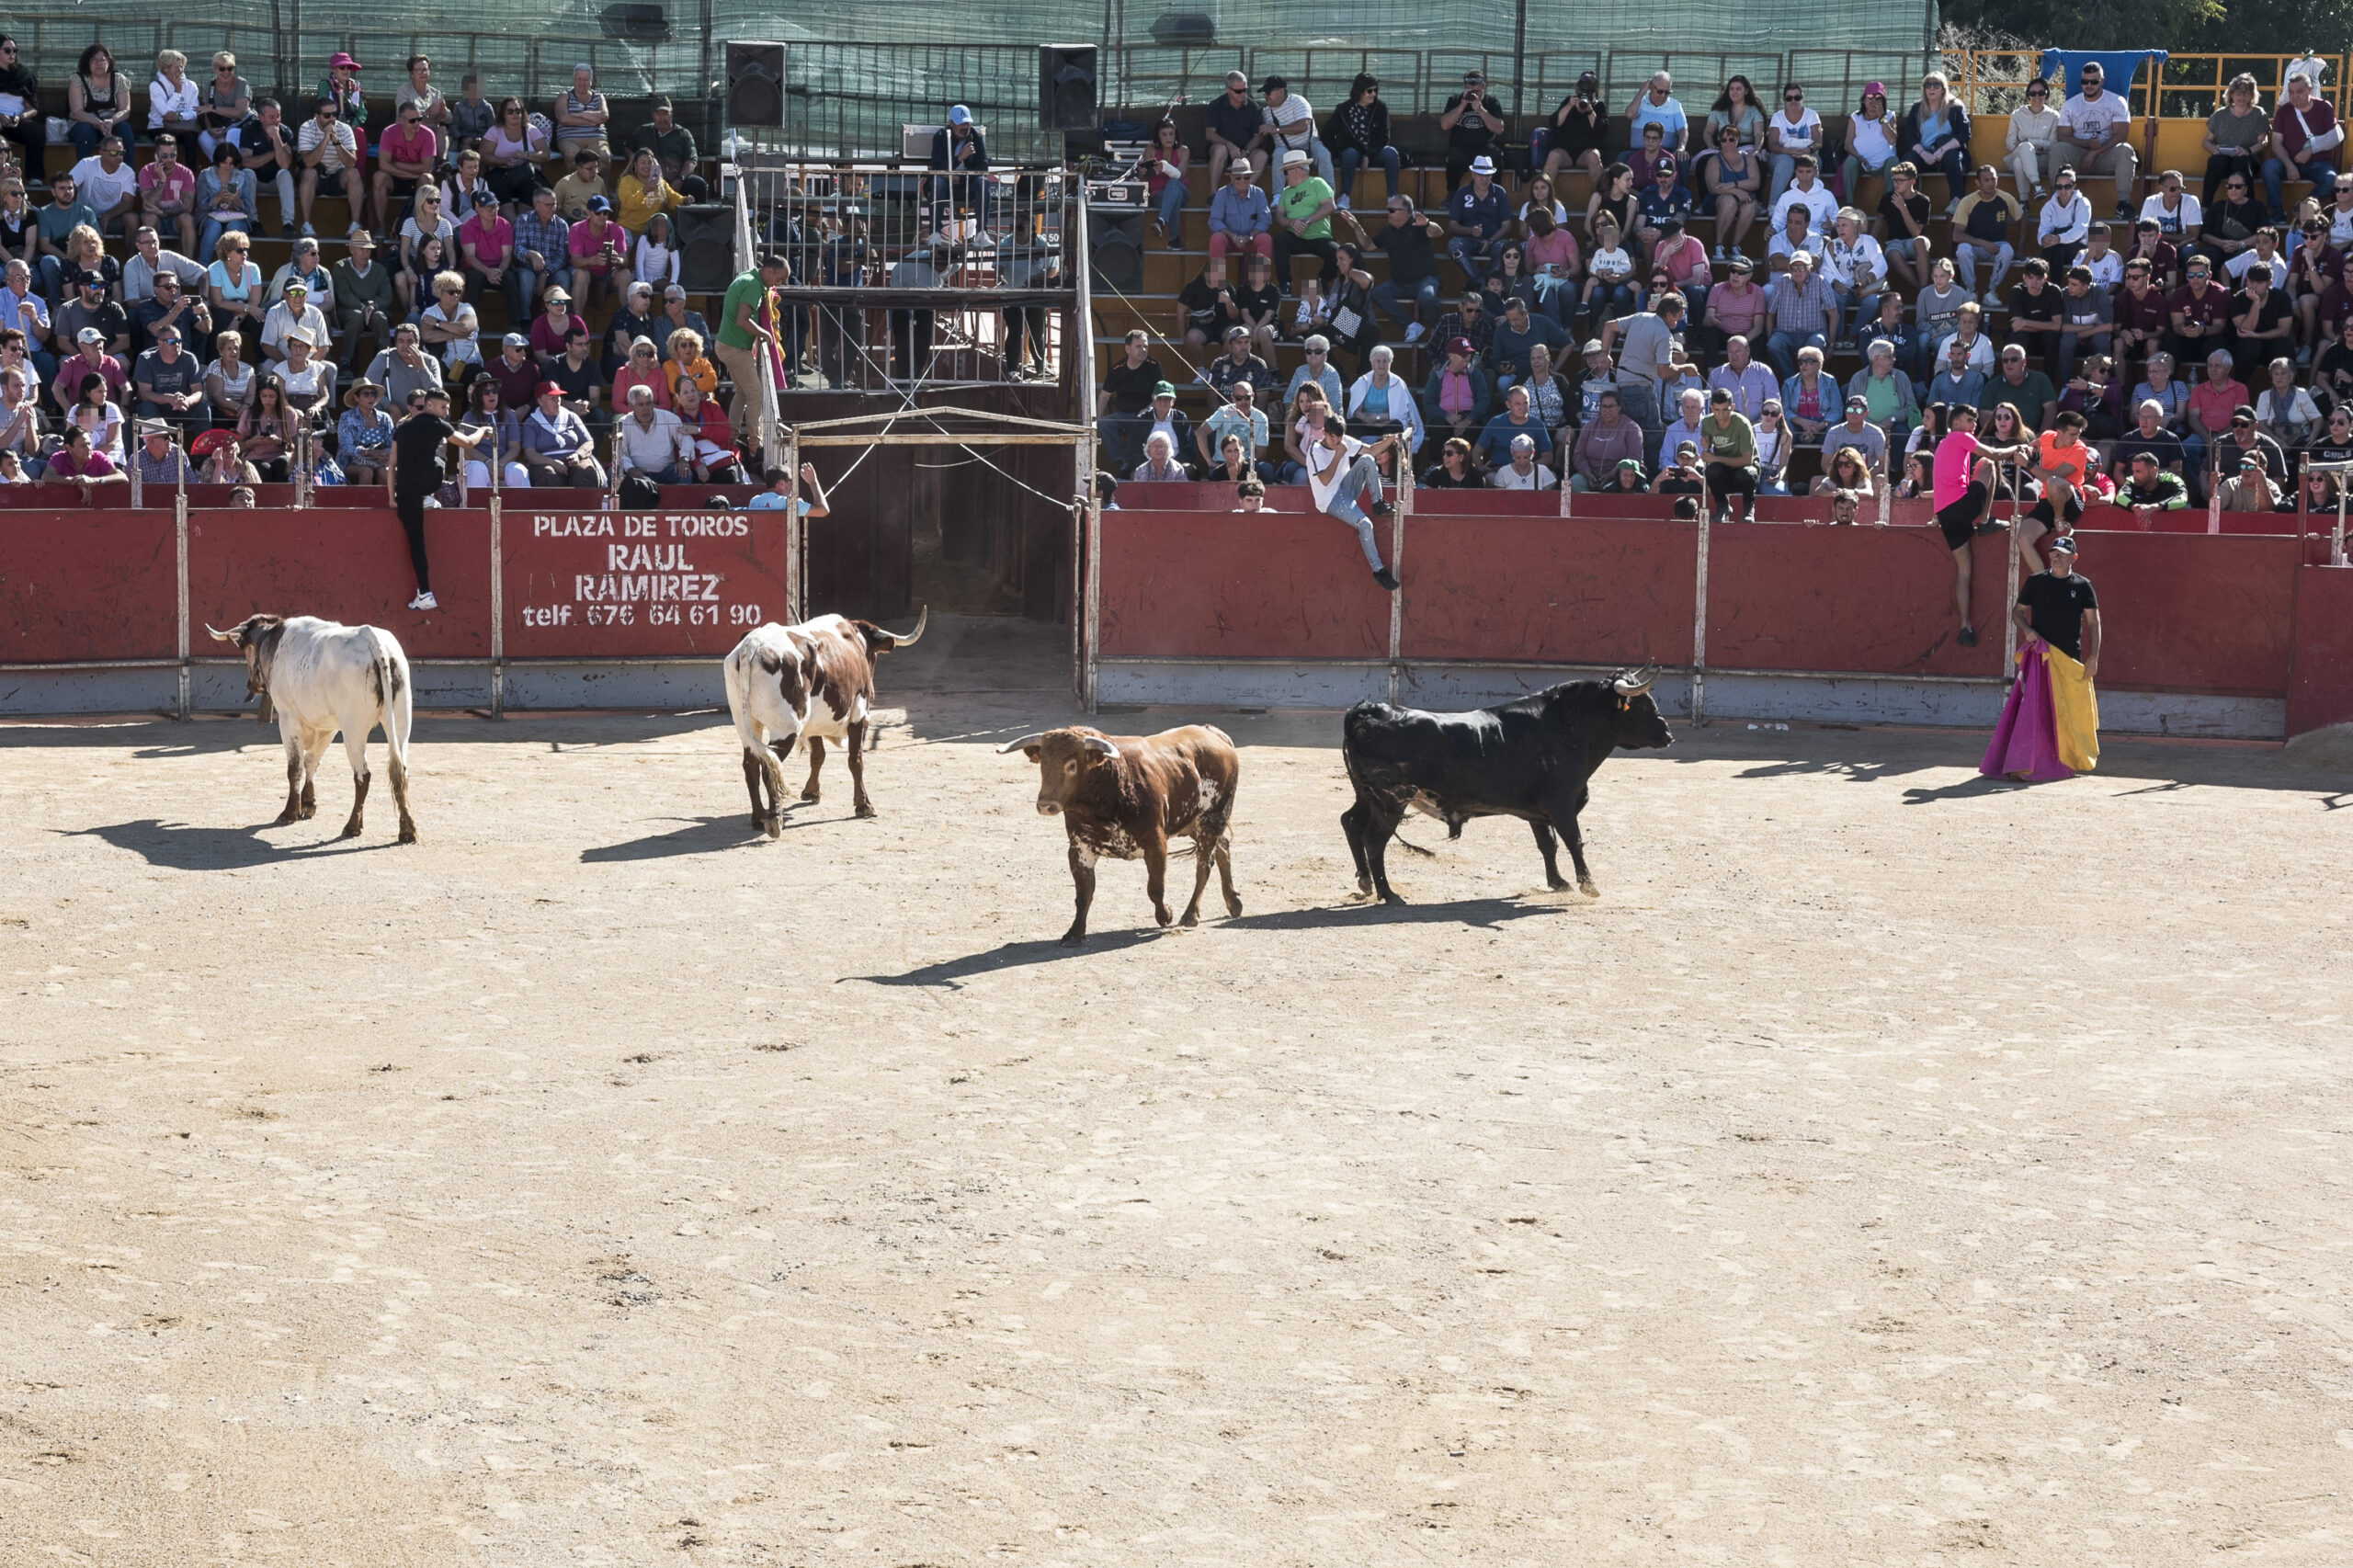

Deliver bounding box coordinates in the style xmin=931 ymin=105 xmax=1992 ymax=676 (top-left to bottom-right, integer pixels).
xmin=735 ymin=158 xmax=1072 ymax=393
xmin=1948 ymin=50 xmax=2353 ymax=118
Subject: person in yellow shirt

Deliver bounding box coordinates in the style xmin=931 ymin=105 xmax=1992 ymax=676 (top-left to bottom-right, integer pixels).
xmin=615 ymin=146 xmax=684 ymax=238
xmin=665 ymin=324 xmax=718 ymax=401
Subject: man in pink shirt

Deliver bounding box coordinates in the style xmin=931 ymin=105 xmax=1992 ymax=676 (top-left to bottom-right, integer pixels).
xmin=459 ymin=188 xmax=517 ymax=313
xmin=38 ymin=427 xmax=125 ymax=497
xmin=138 ymin=135 xmax=199 ymax=257
xmin=567 ymin=195 xmax=629 ymax=308
xmin=372 ymin=99 xmax=439 ymax=235
xmin=1931 ymin=403 xmax=2032 ymax=646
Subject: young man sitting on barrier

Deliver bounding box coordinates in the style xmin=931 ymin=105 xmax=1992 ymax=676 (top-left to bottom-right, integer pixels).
xmin=1303 ymin=414 xmax=1400 ymax=591
xmin=1931 ymin=403 xmax=2032 ymax=647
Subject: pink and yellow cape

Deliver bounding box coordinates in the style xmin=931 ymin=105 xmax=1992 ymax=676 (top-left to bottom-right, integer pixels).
xmin=1982 ymin=641 xmax=2100 ymax=781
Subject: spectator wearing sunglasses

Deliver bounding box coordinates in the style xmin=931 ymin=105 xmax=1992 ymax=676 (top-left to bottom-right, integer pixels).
xmin=295 ymin=95 xmax=361 ymax=239
xmin=0 ymin=37 xmax=46 ymax=180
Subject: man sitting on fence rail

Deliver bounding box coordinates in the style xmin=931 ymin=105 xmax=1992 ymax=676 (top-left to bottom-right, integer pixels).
xmin=1303 ymin=413 xmax=1401 ymax=591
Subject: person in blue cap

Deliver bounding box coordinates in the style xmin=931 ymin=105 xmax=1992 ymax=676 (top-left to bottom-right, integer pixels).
xmin=927 ymin=104 xmax=991 ymax=244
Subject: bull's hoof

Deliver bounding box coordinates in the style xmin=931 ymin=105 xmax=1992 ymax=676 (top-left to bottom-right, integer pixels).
xmin=1224 ymin=893 xmax=1243 ymax=917
xmin=1059 ymin=928 xmax=1087 ymax=947
xmin=1154 ymin=905 xmax=1173 ymax=928
xmin=339 ymin=819 xmax=364 ymax=839
xmin=1378 ymin=889 xmax=1408 ymax=906
xmin=854 ymin=801 xmax=877 ymax=819
xmin=1545 ymin=876 xmax=1573 ymax=892
xmin=1179 ymin=908 xmax=1200 ymax=928
xmin=799 ymin=789 xmax=821 ymax=804
xmin=762 ymin=815 xmax=782 ymax=840
xmin=273 ymin=808 xmax=301 ymax=826
xmin=396 ymin=826 xmax=419 ymax=846
xmin=1355 ymin=873 xmax=1373 ymax=895
xmin=1578 ymin=880 xmax=1600 ymax=899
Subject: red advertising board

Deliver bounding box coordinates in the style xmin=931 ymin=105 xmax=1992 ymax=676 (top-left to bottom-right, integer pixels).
xmin=0 ymin=509 xmax=177 ymax=662
xmin=187 ymin=507 xmax=492 ymax=659
xmin=501 ymin=505 xmax=792 ymax=659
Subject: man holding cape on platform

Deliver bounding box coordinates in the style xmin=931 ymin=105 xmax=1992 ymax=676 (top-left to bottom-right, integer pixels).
xmin=1984 ymin=533 xmax=2102 ymax=780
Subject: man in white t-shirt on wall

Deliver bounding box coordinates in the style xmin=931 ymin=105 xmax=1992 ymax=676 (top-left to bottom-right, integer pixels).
xmin=1256 ymin=77 xmax=1336 ymax=201
xmin=2055 ymin=61 xmax=2138 ymax=222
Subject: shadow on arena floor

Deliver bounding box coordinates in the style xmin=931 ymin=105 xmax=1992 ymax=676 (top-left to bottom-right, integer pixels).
xmin=580 ymin=812 xmax=816 ymax=860
xmin=58 ymin=818 xmax=392 ymax=870
xmin=854 ymin=895 xmax=1566 ymax=987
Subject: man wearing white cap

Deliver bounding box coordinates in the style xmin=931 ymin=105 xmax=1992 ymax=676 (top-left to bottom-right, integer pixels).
xmin=258 ymin=277 xmax=330 ymax=364
xmin=926 ymin=104 xmax=991 ymax=244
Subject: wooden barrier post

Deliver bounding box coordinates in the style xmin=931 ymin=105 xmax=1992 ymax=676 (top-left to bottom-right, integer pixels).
xmin=782 ymin=428 xmax=801 ymax=622
xmin=1389 ymin=460 xmax=1410 ymax=704
xmin=174 ymin=481 xmax=189 ymax=721
xmin=1690 ymin=486 xmax=1711 ymax=726
xmin=489 ymin=491 xmax=505 ymax=717
xmin=2002 ymin=465 xmax=2021 ymax=685
xmin=1079 ymin=439 xmax=1100 ymax=713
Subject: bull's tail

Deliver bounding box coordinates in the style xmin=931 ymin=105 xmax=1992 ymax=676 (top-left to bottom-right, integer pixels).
xmin=369 ymin=628 xmax=419 ymax=844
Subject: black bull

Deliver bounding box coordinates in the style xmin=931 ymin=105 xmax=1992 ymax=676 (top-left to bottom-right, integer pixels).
xmin=1340 ymin=669 xmax=1672 ymax=904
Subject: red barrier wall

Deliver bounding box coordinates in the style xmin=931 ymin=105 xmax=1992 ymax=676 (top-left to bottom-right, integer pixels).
xmin=1707 ymin=526 xmax=2008 ymax=678
xmin=2063 ymin=533 xmax=2301 ymax=694
xmin=0 ymin=510 xmax=177 ymax=662
xmin=502 ymin=504 xmax=792 ymax=659
xmin=1403 ymin=515 xmax=1698 ymax=666
xmin=2289 ymin=566 xmax=2353 ymax=735
xmin=1097 ymin=508 xmax=1391 ymax=660
xmin=188 ymin=508 xmax=493 ymax=659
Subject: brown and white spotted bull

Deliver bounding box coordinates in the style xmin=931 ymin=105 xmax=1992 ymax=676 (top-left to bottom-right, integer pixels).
xmin=722 ymin=609 xmax=926 ymax=836
xmin=204 ymin=612 xmax=419 ymax=843
xmin=996 ymin=725 xmax=1243 ymax=945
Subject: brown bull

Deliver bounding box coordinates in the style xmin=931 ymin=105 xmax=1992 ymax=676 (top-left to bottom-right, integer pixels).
xmin=997 ymin=725 xmax=1244 ymax=945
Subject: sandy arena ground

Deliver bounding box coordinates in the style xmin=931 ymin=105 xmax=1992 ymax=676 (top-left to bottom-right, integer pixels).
xmin=3 ymin=617 xmax=2350 ymax=1566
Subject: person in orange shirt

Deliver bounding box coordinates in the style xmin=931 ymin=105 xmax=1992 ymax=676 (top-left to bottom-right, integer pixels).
xmin=2020 ymin=407 xmax=2093 ymax=574
xmin=664 ymin=324 xmax=718 ymax=402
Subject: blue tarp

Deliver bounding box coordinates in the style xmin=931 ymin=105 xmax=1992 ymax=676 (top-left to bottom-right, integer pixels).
xmin=2039 ymin=50 xmax=2170 ymax=99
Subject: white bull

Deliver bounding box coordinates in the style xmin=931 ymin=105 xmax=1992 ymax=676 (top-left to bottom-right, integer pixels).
xmin=722 ymin=609 xmax=926 ymax=836
xmin=205 ymin=613 xmax=418 ymax=843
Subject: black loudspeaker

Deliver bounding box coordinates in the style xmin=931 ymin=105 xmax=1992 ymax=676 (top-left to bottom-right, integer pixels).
xmin=676 ymin=204 xmax=737 ymax=292
xmin=599 ymin=3 xmax=670 ymax=40
xmin=1087 ymin=211 xmax=1145 ymax=293
xmin=726 ymin=41 xmax=786 ymax=128
xmin=1039 ymin=44 xmax=1098 ymax=131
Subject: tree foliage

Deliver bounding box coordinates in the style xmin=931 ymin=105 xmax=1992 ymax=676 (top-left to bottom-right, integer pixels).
xmin=1939 ymin=0 xmax=2344 ymax=53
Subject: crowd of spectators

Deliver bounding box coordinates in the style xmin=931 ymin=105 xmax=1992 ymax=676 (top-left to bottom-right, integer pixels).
xmin=0 ymin=37 xmax=739 ymax=491
xmin=1104 ymin=62 xmax=2353 ymax=517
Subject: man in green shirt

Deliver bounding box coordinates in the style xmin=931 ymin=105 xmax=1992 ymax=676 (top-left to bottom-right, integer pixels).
xmin=2119 ymin=450 xmax=2189 ymax=523
xmin=632 ymin=96 xmax=708 ymax=200
xmin=1699 ymin=387 xmax=1759 ymax=521
xmin=714 ymin=252 xmax=790 ymax=452
xmin=1270 ymin=147 xmax=1363 ymax=296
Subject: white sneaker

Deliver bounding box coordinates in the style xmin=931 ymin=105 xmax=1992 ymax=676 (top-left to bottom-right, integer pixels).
xmin=926 ymin=231 xmax=951 ymax=246
xmin=1404 ymin=322 xmax=1426 ymax=344
xmin=298 ymin=222 xmax=316 ymax=238
xmin=408 ymin=592 xmax=438 ymax=611
xmin=1336 ymin=194 xmax=1351 ymax=210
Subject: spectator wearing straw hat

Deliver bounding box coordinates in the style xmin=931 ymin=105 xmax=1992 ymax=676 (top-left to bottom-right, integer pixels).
xmin=1445 ymin=155 xmax=1510 ymax=281
xmin=131 ymin=418 xmax=190 ymax=486
xmin=337 ymin=377 xmax=394 ymax=483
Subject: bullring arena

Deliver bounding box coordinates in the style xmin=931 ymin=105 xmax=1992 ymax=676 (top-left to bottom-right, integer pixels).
xmin=6 ymin=613 xmax=2352 ymax=1564
xmin=6 ymin=13 xmax=2353 ymax=1562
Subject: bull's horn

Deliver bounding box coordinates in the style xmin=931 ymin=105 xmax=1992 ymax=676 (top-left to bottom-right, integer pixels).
xmin=995 ymin=731 xmax=1051 ymax=755
xmin=885 ymin=606 xmax=927 ymax=647
xmin=1613 ymin=665 xmax=1660 ymax=696
xmin=204 ymin=623 xmax=238 ymax=642
xmin=1079 ymin=733 xmax=1120 ymax=758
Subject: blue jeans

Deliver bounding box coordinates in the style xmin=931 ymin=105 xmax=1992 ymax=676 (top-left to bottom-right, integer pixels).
xmin=1155 ymin=177 xmax=1188 ymax=230
xmin=1768 ymin=153 xmax=1801 ymax=206
xmin=1370 ymin=275 xmax=1439 ymax=333
xmin=1765 ymin=328 xmax=1826 ymax=379
xmin=1582 ymin=281 xmax=1636 ymax=324
xmin=1834 ymin=287 xmax=1881 ymax=343
xmin=1920 ymin=146 xmax=1971 ymax=202
xmin=68 ymin=119 xmax=135 ymax=162
xmin=1337 ymin=144 xmax=1401 ymax=201
xmin=1323 ymin=455 xmax=1388 ymax=570
xmin=1448 ymin=234 xmax=1504 ymax=279
xmin=199 ymin=216 xmax=253 ymax=265
xmin=510 ymin=262 xmax=574 ymax=324
xmin=925 ymin=172 xmax=992 ymax=235
xmin=2262 ymin=155 xmax=2338 ymax=217
xmin=1096 ymin=412 xmax=1147 ymax=472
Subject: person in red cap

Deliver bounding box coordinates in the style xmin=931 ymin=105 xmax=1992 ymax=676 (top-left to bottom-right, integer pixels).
xmin=316 ymin=51 xmax=367 ymax=141
xmin=1421 ymin=334 xmax=1492 ymax=445
xmin=519 ymin=380 xmax=603 ymax=487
